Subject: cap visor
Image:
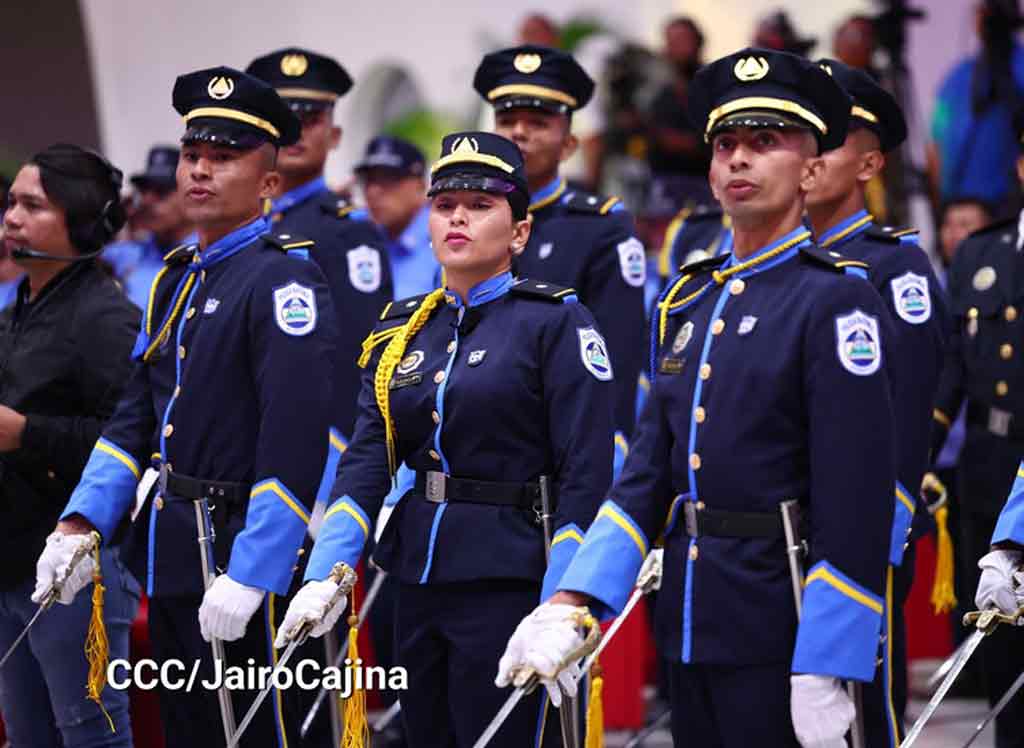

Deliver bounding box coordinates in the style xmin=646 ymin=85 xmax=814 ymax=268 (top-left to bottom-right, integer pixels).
xmin=182 ymin=119 xmax=270 ymax=150
xmin=492 ymin=95 xmax=569 ymax=116
xmin=708 ymin=110 xmax=811 ymax=139
xmin=427 ymin=174 xmax=518 ymax=198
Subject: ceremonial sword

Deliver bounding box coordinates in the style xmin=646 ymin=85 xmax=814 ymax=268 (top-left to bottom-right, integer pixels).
xmin=226 ymin=561 xmax=357 ymax=748
xmin=0 ymin=531 xmax=100 ymax=671
xmin=902 ymin=605 xmax=1024 ymax=747
xmin=962 ymin=667 xmax=1024 ymax=746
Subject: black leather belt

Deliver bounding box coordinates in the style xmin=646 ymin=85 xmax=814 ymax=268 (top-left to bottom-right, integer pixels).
xmin=414 ymin=471 xmax=542 ymax=509
xmin=162 ymin=469 xmax=250 ymax=504
xmin=683 ymin=501 xmax=783 ymax=539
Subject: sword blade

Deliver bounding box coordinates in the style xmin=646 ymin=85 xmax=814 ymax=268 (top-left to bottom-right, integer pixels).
xmin=373 ymin=699 xmax=403 ymax=733
xmin=472 ymin=683 xmax=530 ymax=748
xmin=903 ymin=629 xmax=986 ymax=747
xmin=928 ymin=638 xmax=969 ymax=691
xmin=963 ymin=668 xmax=1024 ymax=747
xmin=0 ymin=601 xmax=48 ymax=671
xmin=582 ymin=587 xmax=643 ymax=672
xmin=226 ymin=638 xmax=301 ymax=748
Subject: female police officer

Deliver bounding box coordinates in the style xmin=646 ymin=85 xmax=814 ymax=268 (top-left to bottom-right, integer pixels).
xmin=0 ymin=144 xmax=140 ymax=745
xmin=276 ymin=131 xmax=615 ymax=746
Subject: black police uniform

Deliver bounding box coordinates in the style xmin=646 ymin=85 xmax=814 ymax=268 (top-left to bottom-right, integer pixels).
xmin=304 ymin=132 xmax=614 ymax=747
xmin=810 ymin=58 xmax=951 ymax=747
xmin=247 ymin=47 xmax=394 ymax=463
xmin=60 ymin=67 xmax=338 ymax=748
xmin=555 ymin=50 xmax=896 ymax=747
xmin=474 ymin=45 xmax=646 ymax=444
xmin=934 ymin=214 xmax=1024 ymax=747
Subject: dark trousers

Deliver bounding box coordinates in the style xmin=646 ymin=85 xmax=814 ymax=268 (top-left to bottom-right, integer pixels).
xmin=148 ymin=593 xmax=311 ymax=748
xmin=395 ymin=579 xmax=560 ymax=748
xmin=667 ymin=660 xmax=798 ymax=747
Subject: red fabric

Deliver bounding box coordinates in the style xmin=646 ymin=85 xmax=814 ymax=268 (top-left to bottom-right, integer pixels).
xmin=129 ymin=594 xmax=165 ymax=748
xmin=905 ymin=535 xmax=954 ymax=660
xmin=594 ymin=597 xmax=653 ymax=730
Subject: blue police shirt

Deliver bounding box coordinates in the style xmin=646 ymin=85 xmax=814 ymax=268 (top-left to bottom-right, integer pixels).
xmin=558 ymin=226 xmax=896 ymax=682
xmin=387 ymin=203 xmax=442 ymax=300
xmin=103 ymin=236 xmax=181 ymax=310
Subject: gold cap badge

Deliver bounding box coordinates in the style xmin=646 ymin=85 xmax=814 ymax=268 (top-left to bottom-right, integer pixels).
xmin=207 ymin=76 xmax=235 ymax=100
xmin=280 ymin=53 xmax=308 ymax=77
xmin=734 ymin=56 xmax=769 ymax=82
xmin=514 ymin=53 xmax=542 ymax=74
xmin=819 ymin=63 xmax=833 ymax=76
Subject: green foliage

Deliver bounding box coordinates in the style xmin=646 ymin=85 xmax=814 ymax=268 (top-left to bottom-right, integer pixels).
xmin=382 ymin=109 xmax=465 ymax=160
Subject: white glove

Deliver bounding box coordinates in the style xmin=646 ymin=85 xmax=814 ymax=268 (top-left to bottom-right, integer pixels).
xmin=976 ymin=550 xmax=1024 ymax=615
xmin=374 ymin=504 xmax=394 ymax=544
xmin=31 ymin=532 xmax=96 ymax=606
xmin=638 ymin=548 xmax=664 ymax=591
xmin=790 ymin=675 xmax=855 ymax=748
xmin=273 ymin=578 xmax=348 ymax=648
xmin=496 ymin=603 xmax=586 ymax=707
xmin=198 ymin=575 xmax=265 ymax=642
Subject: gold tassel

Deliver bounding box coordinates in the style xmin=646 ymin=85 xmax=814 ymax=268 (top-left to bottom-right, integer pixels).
xmin=84 ymin=542 xmax=115 ymax=733
xmin=584 ymin=660 xmax=604 ymax=748
xmin=930 ymin=505 xmax=958 ymax=614
xmin=341 ymin=588 xmax=368 ymax=748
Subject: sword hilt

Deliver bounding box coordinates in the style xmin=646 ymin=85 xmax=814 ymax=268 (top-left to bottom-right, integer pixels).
xmin=963 ymin=605 xmax=1024 ymax=632
xmin=47 ymin=531 xmax=101 ymax=607
xmin=921 ymin=472 xmax=948 ymax=514
xmin=283 ymin=562 xmax=358 ymax=646
xmin=636 ymin=550 xmax=664 ymax=594
xmin=511 ymin=608 xmax=602 ymax=689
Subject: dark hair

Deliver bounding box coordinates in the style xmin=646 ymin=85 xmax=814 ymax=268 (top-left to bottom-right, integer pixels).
xmin=940 ymin=196 xmax=995 ymax=221
xmin=665 ymin=16 xmax=705 ymax=50
xmin=29 ymin=143 xmax=126 ymax=253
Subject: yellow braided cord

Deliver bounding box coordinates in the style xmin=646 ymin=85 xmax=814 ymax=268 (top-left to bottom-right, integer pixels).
xmin=931 ymin=505 xmax=957 ymax=614
xmin=373 ymin=289 xmax=446 ymax=475
xmin=342 ymin=588 xmax=368 ymax=748
xmin=357 ymin=326 xmax=403 ymax=368
xmin=657 ymin=274 xmax=693 ymax=347
xmin=585 ymin=660 xmax=605 ymax=748
xmin=85 ymin=542 xmax=115 ymax=733
xmin=709 ymin=230 xmax=809 ymax=286
xmin=658 ymin=206 xmax=692 ymax=278
xmin=143 ymin=273 xmax=196 ymax=362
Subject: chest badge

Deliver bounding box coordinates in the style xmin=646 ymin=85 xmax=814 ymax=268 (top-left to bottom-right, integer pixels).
xmin=538 ymin=242 xmax=554 ymax=260
xmin=396 ymin=350 xmax=424 ymax=375
xmin=973 ymin=266 xmax=997 ymax=292
xmin=737 ymin=315 xmax=758 ymax=335
xmin=203 ymin=298 xmax=220 ymax=315
xmin=467 ymin=349 xmax=487 ymax=366
xmin=672 ymin=321 xmax=694 ymax=354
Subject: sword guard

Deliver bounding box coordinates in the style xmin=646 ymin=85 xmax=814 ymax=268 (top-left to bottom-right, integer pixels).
xmin=963 ymin=605 xmax=1024 ymax=632
xmin=510 ymin=608 xmax=602 ymax=688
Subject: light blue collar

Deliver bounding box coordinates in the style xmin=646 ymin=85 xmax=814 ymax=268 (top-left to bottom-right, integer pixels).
xmin=530 ymin=175 xmax=564 ymax=204
xmin=817 ymin=209 xmax=872 ymax=249
xmin=270 ymin=176 xmax=328 ymax=216
xmin=446 ymin=271 xmax=513 ymax=308
xmin=197 ymin=216 xmax=270 ymax=268
xmin=724 ymin=225 xmax=811 ymax=277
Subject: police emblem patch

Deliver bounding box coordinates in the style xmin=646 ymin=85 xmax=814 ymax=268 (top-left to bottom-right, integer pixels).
xmin=578 ymin=327 xmax=614 ymax=381
xmin=738 ymin=315 xmax=758 ymax=335
xmin=467 ymin=350 xmax=487 ymax=366
xmin=347 ymin=245 xmax=382 ymax=293
xmin=835 ymin=310 xmax=881 ymax=376
xmin=203 ymin=298 xmax=220 ymax=315
xmin=672 ymin=322 xmax=693 ymax=354
xmin=617 ymin=237 xmax=646 ymax=288
xmin=973 ymin=266 xmax=997 ymax=292
xmin=273 ymin=282 xmax=317 ymax=336
xmin=890 ymin=271 xmax=931 ymax=325
xmin=397 ymin=350 xmax=424 ymax=375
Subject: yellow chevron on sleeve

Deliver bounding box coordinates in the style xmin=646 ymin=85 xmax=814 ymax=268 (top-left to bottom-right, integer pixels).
xmin=251 ymin=481 xmax=310 ymax=525
xmin=805 ymin=566 xmax=883 ymax=615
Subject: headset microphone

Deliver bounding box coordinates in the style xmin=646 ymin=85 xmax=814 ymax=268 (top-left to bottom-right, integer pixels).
xmin=10 ymin=246 xmax=103 ymax=262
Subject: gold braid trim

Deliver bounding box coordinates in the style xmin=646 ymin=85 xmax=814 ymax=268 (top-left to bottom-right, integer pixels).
xmin=373 ymin=289 xmax=447 ymax=475
xmin=357 ymin=327 xmax=404 ymax=368
xmin=143 ymin=273 xmax=196 ymax=362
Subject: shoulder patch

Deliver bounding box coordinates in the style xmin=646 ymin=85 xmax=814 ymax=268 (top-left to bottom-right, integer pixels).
xmin=564 ymin=190 xmax=622 ymax=215
xmin=835 ymin=309 xmax=882 ymax=376
xmin=578 ymin=326 xmax=614 ymax=381
xmin=273 ymin=281 xmax=317 ymax=336
xmin=162 ymin=243 xmax=197 ymax=265
xmin=347 ymin=245 xmax=382 ymax=293
xmin=380 ymin=292 xmax=431 ymax=321
xmin=617 ymin=237 xmax=647 ymax=287
xmin=890 ymin=271 xmax=932 ymax=325
xmin=800 ymin=244 xmax=869 ymax=273
xmin=264 ymin=232 xmax=315 ymax=252
xmin=510 ymin=278 xmax=577 ymax=303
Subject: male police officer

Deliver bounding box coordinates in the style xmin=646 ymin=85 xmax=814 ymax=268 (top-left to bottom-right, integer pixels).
xmin=246 ymin=47 xmax=393 ymax=451
xmin=804 ymin=59 xmax=949 ymax=746
xmin=474 ymin=45 xmax=645 ymax=441
xmin=32 ymin=67 xmax=338 ymax=748
xmin=497 ymin=48 xmax=897 ymax=748
xmin=932 ymin=114 xmax=1024 ymax=747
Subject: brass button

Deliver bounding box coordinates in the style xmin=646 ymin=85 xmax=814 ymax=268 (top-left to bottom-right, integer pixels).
xmin=174 ymin=386 xmax=181 ymax=397
xmin=200 ymin=270 xmax=207 ymax=283
xmin=47 ymin=469 xmax=56 ymax=480
xmin=447 ymin=341 xmax=456 ymax=354
xmin=711 ymin=319 xmax=725 ymax=335
xmin=433 ymin=371 xmax=445 ymax=384
xmin=296 ymin=548 xmax=305 ymax=556
xmin=699 ymin=363 xmax=712 ymax=380
xmin=997 ymin=381 xmax=1009 ymax=397
xmin=694 ymin=406 xmax=706 ymax=423
xmin=155 ymin=496 xmax=165 ymax=511
xmin=689 ymin=545 xmax=699 ymax=561
xmin=429 ymin=449 xmax=441 ymax=461
xmin=695 ymin=501 xmax=706 ymax=510
xmin=186 ymin=307 xmax=196 ymax=320
xmin=968 ymin=307 xmax=979 ymax=320
xmin=178 ymin=346 xmax=186 ymax=360
xmin=689 ymin=453 xmax=701 ymax=470
xmin=1007 ymin=306 xmax=1019 ymax=322
xmin=1001 ymin=343 xmax=1014 ymax=360
xmin=729 ymin=279 xmax=745 ymax=295
xmin=163 ymin=424 xmax=174 ymax=437
xmin=432 ymin=411 xmax=440 ymax=424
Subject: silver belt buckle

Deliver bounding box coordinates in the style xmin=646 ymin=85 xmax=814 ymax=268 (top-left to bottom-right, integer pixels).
xmin=424 ymin=471 xmax=447 ymax=503
xmin=683 ymin=501 xmax=699 ymax=538
xmin=988 ymin=406 xmax=1012 ymax=437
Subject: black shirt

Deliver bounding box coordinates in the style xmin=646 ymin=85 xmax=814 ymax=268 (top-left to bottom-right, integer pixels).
xmin=0 ymin=261 xmax=139 ymax=587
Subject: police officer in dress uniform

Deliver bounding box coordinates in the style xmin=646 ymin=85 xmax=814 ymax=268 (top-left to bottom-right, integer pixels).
xmin=474 ymin=46 xmax=645 ymax=449
xmin=804 ymin=58 xmax=950 ymax=746
xmin=273 ymin=131 xmax=614 ymax=748
xmin=32 ymin=67 xmax=338 ymax=748
xmin=932 ymin=115 xmax=1024 ymax=747
xmin=246 ymin=47 xmax=393 ymax=458
xmin=496 ymin=48 xmax=897 ymax=748
xmin=659 ymin=203 xmax=732 ymax=286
